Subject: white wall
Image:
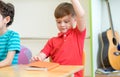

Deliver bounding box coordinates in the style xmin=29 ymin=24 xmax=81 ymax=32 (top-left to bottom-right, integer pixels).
xmin=101 ymin=0 xmax=120 ymax=33
xmin=5 ymin=0 xmax=90 ymax=38
xmin=91 ymin=0 xmax=102 ymax=77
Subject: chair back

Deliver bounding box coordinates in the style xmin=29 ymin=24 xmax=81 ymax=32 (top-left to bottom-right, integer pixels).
xmin=18 ymin=45 xmax=32 ymax=64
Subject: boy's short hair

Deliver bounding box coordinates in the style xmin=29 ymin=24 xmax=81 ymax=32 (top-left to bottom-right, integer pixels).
xmin=0 ymin=0 xmax=14 ymax=27
xmin=54 ymin=2 xmax=75 ymax=19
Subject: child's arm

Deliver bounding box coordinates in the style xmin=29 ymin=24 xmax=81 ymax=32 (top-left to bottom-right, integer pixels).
xmin=0 ymin=51 xmax=15 ymax=67
xmin=31 ymin=52 xmax=47 ymax=62
xmin=71 ymin=0 xmax=86 ymax=32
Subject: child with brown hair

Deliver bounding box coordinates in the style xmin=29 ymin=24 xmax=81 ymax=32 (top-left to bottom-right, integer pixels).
xmin=31 ymin=0 xmax=86 ymax=77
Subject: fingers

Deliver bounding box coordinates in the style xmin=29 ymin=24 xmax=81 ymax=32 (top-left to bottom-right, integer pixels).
xmin=30 ymin=56 xmax=42 ymax=62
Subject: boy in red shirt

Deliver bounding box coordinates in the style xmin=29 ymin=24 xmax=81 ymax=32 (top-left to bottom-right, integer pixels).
xmin=31 ymin=0 xmax=86 ymax=77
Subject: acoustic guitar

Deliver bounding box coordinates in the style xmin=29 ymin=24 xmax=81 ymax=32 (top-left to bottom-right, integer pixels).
xmin=100 ymin=0 xmax=120 ymax=70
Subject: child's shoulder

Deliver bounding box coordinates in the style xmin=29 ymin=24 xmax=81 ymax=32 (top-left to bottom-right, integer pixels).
xmin=7 ymin=30 xmax=19 ymax=34
xmin=6 ymin=30 xmax=20 ymax=37
xmin=48 ymin=36 xmax=58 ymax=42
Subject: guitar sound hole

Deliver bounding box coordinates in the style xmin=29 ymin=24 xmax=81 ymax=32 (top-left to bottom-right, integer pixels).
xmin=113 ymin=38 xmax=117 ymax=45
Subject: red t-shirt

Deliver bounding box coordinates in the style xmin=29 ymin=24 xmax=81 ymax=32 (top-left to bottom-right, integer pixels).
xmin=41 ymin=27 xmax=86 ymax=77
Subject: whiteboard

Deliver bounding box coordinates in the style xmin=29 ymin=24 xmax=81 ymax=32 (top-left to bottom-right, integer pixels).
xmin=6 ymin=0 xmax=90 ymax=38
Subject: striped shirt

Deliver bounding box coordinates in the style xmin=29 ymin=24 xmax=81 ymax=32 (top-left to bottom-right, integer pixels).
xmin=0 ymin=30 xmax=20 ymax=64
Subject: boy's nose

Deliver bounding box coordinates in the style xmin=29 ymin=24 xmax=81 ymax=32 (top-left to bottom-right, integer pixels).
xmin=60 ymin=22 xmax=65 ymax=27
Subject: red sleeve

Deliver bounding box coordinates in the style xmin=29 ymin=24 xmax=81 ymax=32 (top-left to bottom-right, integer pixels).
xmin=41 ymin=38 xmax=54 ymax=57
xmin=75 ymin=27 xmax=86 ymax=53
xmin=75 ymin=27 xmax=86 ymax=40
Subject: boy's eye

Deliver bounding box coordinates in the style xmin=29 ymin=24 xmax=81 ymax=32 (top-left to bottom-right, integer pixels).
xmin=64 ymin=20 xmax=70 ymax=23
xmin=56 ymin=21 xmax=61 ymax=24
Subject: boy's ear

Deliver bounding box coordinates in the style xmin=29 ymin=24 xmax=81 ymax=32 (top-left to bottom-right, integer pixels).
xmin=4 ymin=16 xmax=10 ymax=24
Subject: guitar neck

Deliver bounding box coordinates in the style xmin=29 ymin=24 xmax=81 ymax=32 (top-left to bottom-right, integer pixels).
xmin=106 ymin=0 xmax=115 ymax=37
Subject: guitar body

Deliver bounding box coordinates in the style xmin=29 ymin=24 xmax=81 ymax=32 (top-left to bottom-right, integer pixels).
xmin=98 ymin=0 xmax=120 ymax=71
xmin=100 ymin=29 xmax=120 ymax=70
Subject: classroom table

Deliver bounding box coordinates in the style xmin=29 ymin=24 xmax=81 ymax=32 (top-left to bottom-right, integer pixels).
xmin=0 ymin=64 xmax=83 ymax=77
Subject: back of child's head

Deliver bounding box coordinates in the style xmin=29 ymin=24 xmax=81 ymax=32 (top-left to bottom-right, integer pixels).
xmin=54 ymin=2 xmax=75 ymax=19
xmin=0 ymin=0 xmax=14 ymax=27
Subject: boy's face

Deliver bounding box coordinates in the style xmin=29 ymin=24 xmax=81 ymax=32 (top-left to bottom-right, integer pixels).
xmin=0 ymin=14 xmax=4 ymax=28
xmin=56 ymin=15 xmax=76 ymax=33
xmin=0 ymin=14 xmax=9 ymax=30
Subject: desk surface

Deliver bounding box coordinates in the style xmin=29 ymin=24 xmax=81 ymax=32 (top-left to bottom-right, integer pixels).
xmin=0 ymin=65 xmax=83 ymax=77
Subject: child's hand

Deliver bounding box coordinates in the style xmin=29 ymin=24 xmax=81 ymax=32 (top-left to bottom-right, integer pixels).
xmin=30 ymin=56 xmax=42 ymax=62
xmin=30 ymin=52 xmax=46 ymax=62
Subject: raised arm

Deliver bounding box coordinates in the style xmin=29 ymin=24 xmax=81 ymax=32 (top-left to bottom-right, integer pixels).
xmin=71 ymin=0 xmax=86 ymax=32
